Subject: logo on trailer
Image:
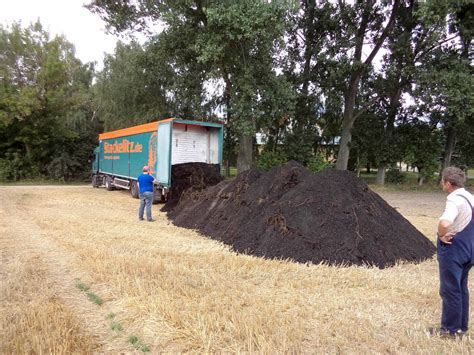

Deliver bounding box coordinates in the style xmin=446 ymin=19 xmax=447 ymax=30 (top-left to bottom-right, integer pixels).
xmin=104 ymin=139 xmax=143 ymax=154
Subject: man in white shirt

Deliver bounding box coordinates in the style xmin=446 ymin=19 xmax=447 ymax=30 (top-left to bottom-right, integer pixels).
xmin=436 ymin=167 xmax=474 ymax=337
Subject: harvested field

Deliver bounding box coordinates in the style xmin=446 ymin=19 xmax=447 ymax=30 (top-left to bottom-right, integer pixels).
xmin=1 ymin=185 xmax=473 ymax=352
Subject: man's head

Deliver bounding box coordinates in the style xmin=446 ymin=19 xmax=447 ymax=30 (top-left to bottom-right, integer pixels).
xmin=143 ymin=166 xmax=150 ymax=173
xmin=441 ymin=166 xmax=465 ymax=192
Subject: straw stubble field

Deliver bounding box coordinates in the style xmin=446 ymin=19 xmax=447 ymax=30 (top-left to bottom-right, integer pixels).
xmin=0 ymin=185 xmax=473 ymax=353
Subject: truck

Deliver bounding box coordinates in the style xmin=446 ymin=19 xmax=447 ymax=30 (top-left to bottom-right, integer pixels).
xmin=91 ymin=118 xmax=224 ymax=202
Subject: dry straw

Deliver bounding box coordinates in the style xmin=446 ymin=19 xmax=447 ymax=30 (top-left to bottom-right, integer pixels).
xmin=0 ymin=186 xmax=473 ymax=352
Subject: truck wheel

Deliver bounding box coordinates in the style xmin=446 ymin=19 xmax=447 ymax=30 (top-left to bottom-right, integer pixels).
xmin=153 ymin=189 xmax=166 ymax=204
xmin=130 ymin=181 xmax=139 ymax=199
xmin=105 ymin=176 xmax=114 ymax=191
xmin=92 ymin=175 xmax=100 ymax=188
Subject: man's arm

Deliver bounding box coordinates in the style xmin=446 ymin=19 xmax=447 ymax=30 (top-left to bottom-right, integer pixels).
xmin=438 ymin=219 xmax=454 ymax=243
xmin=438 ymin=199 xmax=458 ymax=244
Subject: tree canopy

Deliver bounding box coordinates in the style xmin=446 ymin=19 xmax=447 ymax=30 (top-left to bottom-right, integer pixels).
xmin=1 ymin=1 xmax=472 ymax=183
xmin=0 ymin=21 xmax=99 ymax=181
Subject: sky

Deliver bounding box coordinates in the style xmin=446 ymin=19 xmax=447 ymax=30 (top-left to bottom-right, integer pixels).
xmin=0 ymin=0 xmax=121 ymax=67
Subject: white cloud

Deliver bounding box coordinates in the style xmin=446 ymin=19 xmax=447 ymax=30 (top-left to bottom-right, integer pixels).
xmin=0 ymin=0 xmax=119 ymax=68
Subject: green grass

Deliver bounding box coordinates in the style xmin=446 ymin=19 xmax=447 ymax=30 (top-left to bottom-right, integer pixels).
xmin=0 ymin=178 xmax=89 ymax=186
xmin=106 ymin=313 xmax=116 ymax=320
xmin=128 ymin=335 xmax=150 ymax=352
xmin=359 ymin=171 xmax=440 ymax=190
xmin=75 ymin=282 xmax=90 ymax=292
xmin=86 ymin=291 xmax=104 ymax=306
xmin=111 ymin=322 xmax=123 ymax=332
xmin=75 ymin=280 xmax=103 ymax=306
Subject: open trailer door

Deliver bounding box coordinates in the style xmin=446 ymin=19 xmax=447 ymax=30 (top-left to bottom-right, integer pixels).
xmin=156 ymin=120 xmax=172 ymax=187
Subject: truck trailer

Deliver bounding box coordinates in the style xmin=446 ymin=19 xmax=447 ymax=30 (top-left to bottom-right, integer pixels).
xmin=91 ymin=118 xmax=224 ymax=202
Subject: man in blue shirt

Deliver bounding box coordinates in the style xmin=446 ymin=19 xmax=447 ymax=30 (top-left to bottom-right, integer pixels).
xmin=138 ymin=166 xmax=156 ymax=221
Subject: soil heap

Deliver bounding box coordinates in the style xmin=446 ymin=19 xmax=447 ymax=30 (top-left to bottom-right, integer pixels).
xmin=162 ymin=163 xmax=223 ymax=211
xmin=167 ymin=161 xmax=436 ymax=268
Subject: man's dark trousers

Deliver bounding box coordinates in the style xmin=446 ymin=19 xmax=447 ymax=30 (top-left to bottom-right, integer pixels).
xmin=438 ymin=218 xmax=474 ymax=333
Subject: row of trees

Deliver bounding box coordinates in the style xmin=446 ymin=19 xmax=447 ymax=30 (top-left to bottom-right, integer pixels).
xmin=1 ymin=1 xmax=473 ymax=183
xmin=0 ymin=22 xmax=100 ymax=181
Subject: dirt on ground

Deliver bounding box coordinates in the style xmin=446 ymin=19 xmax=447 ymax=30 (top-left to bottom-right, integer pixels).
xmin=162 ymin=163 xmax=223 ymax=211
xmin=167 ymin=161 xmax=436 ymax=268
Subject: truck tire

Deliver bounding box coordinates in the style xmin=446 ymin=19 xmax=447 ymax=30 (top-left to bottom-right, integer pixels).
xmin=91 ymin=175 xmax=99 ymax=188
xmin=153 ymin=188 xmax=166 ymax=204
xmin=105 ymin=176 xmax=114 ymax=191
xmin=130 ymin=181 xmax=139 ymax=199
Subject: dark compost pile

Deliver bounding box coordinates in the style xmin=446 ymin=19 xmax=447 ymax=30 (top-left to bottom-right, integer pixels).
xmin=166 ymin=161 xmax=436 ymax=268
xmin=161 ymin=163 xmax=223 ymax=212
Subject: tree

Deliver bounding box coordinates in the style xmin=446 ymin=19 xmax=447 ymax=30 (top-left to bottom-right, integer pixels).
xmin=281 ymin=0 xmax=340 ymax=164
xmin=369 ymin=0 xmax=445 ymax=184
xmin=88 ymin=0 xmax=290 ymax=173
xmin=351 ymin=0 xmax=471 ymax=183
xmin=398 ymin=121 xmax=442 ymax=185
xmin=95 ymin=41 xmax=171 ymax=130
xmin=335 ymin=0 xmax=401 ymax=170
xmin=0 ymin=21 xmax=98 ymax=180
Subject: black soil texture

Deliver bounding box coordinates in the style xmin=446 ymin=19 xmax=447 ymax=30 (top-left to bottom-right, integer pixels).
xmin=161 ymin=163 xmax=223 ymax=212
xmin=166 ymin=161 xmax=436 ymax=268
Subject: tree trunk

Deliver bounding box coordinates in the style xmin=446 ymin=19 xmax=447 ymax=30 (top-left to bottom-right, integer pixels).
xmin=335 ymin=74 xmax=359 ymax=170
xmin=299 ymin=0 xmax=316 ymax=111
xmin=376 ymin=164 xmax=386 ymax=185
xmin=418 ymin=175 xmax=425 ymax=186
xmin=24 ymin=143 xmax=32 ymax=160
xmin=439 ymin=126 xmax=456 ymax=179
xmin=222 ymin=72 xmax=233 ymax=177
xmin=225 ymin=159 xmax=230 ymax=177
xmin=237 ymin=134 xmax=253 ymax=173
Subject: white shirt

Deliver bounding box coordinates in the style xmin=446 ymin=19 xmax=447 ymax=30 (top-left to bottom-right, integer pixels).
xmin=439 ymin=188 xmax=474 ymax=233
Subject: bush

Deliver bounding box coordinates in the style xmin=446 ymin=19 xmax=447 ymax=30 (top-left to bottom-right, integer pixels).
xmin=386 ymin=169 xmax=406 ymax=184
xmin=307 ymin=154 xmax=331 ymax=173
xmin=257 ymin=151 xmax=287 ymax=171
xmin=0 ymin=159 xmax=13 ymax=181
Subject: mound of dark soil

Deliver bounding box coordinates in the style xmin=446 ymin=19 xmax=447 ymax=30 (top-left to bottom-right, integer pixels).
xmin=167 ymin=161 xmax=436 ymax=268
xmin=161 ymin=163 xmax=223 ymax=212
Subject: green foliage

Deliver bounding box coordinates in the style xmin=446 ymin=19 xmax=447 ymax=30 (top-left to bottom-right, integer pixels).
xmin=306 ymin=154 xmax=331 ymax=173
xmin=111 ymin=322 xmax=123 ymax=332
xmin=128 ymin=335 xmax=150 ymax=352
xmin=0 ymin=21 xmax=100 ymax=181
xmin=75 ymin=282 xmax=90 ymax=292
xmin=257 ymin=150 xmax=287 ymax=171
xmin=95 ymin=41 xmax=174 ymax=131
xmin=88 ymin=0 xmax=293 ymax=172
xmin=86 ymin=291 xmax=104 ymax=306
xmin=1 ymin=2 xmax=467 ymax=183
xmin=398 ymin=122 xmax=442 ymax=184
xmin=385 ymin=169 xmax=407 ymax=184
xmin=75 ymin=279 xmax=103 ymax=305
xmin=107 ymin=313 xmax=116 ymax=320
